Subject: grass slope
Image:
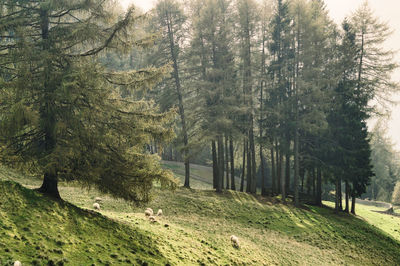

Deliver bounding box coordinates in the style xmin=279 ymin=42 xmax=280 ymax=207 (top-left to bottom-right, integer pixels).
xmin=0 ymin=181 xmax=168 ymax=265
xmin=1 ymin=165 xmax=400 ymax=265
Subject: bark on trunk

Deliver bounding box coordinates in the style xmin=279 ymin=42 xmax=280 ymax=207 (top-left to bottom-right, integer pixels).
xmin=166 ymin=11 xmax=190 ymax=188
xmin=335 ymin=177 xmax=340 ymax=213
xmin=351 ymin=195 xmax=356 ymax=215
xmin=230 ymin=137 xmax=236 ymax=190
xmin=246 ymin=140 xmax=252 ymax=193
xmin=285 ymin=150 xmax=290 ymax=195
xmin=249 ymin=128 xmax=257 ymax=194
xmin=240 ymin=140 xmax=246 ymax=192
xmin=270 ymin=147 xmax=276 ymax=195
xmin=212 ymin=141 xmax=218 ymax=189
xmin=217 ymin=136 xmax=224 ymax=192
xmin=344 ymin=181 xmax=349 ymax=213
xmin=260 ymin=146 xmax=266 ymax=196
xmin=276 ymin=141 xmax=281 ymax=194
xmin=38 ymin=173 xmax=61 ymax=199
xmin=294 ymin=128 xmax=299 ymax=206
xmin=225 ymin=136 xmax=229 ymax=190
xmin=280 ymin=148 xmax=285 ymax=202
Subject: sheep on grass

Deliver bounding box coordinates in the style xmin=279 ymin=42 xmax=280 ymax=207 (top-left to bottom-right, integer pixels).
xmin=157 ymin=209 xmax=163 ymax=216
xmin=94 ymin=197 xmax=103 ymax=202
xmin=93 ymin=202 xmax=101 ymax=210
xmin=14 ymin=261 xmax=22 ymax=266
xmin=148 ymin=216 xmax=157 ymax=223
xmin=145 ymin=208 xmax=153 ymax=216
xmin=230 ymin=235 xmax=240 ymax=248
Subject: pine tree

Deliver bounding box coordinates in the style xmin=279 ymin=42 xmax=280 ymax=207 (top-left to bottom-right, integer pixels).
xmin=0 ymin=0 xmax=176 ymax=202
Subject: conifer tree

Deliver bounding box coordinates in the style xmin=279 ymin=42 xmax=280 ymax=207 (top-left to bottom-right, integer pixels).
xmin=0 ymin=0 xmax=176 ymax=202
xmin=149 ymin=0 xmax=191 ymax=188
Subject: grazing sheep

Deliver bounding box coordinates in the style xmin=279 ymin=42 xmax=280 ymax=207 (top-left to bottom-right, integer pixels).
xmin=14 ymin=261 xmax=22 ymax=266
xmin=148 ymin=215 xmax=157 ymax=223
xmin=230 ymin=235 xmax=240 ymax=248
xmin=93 ymin=202 xmax=100 ymax=210
xmin=95 ymin=197 xmax=103 ymax=202
xmin=145 ymin=209 xmax=152 ymax=216
xmin=157 ymin=209 xmax=163 ymax=216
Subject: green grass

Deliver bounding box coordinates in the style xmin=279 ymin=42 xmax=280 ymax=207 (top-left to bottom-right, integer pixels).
xmin=161 ymin=160 xmax=243 ymax=190
xmin=1 ymin=164 xmax=400 ymax=265
xmin=0 ymin=181 xmax=168 ymax=265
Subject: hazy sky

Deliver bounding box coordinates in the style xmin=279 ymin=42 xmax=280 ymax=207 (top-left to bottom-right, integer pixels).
xmin=120 ymin=0 xmax=400 ymax=150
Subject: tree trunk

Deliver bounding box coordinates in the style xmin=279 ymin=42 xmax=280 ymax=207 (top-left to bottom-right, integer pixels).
xmin=230 ymin=137 xmax=236 ymax=190
xmin=285 ymin=149 xmax=290 ymax=195
xmin=270 ymin=147 xmax=276 ymax=195
xmin=280 ymin=148 xmax=285 ymax=202
xmin=344 ymin=180 xmax=349 ymax=213
xmin=39 ymin=9 xmax=59 ymax=200
xmin=240 ymin=140 xmax=246 ymax=192
xmin=166 ymin=11 xmax=190 ymax=188
xmin=38 ymin=173 xmax=61 ymax=199
xmin=217 ymin=136 xmax=224 ymax=192
xmin=249 ymin=128 xmax=257 ymax=194
xmin=212 ymin=141 xmax=218 ymax=189
xmin=276 ymin=141 xmax=281 ymax=194
xmin=294 ymin=127 xmax=299 ymax=206
xmin=260 ymin=145 xmax=266 ymax=196
xmin=351 ymin=194 xmax=356 ymax=215
xmin=315 ymin=167 xmax=322 ymax=206
xmin=246 ymin=139 xmax=252 ymax=193
xmin=338 ymin=178 xmax=342 ymax=211
xmin=312 ymin=168 xmax=316 ymax=198
xmin=225 ymin=136 xmax=229 ymax=190
xmin=335 ymin=177 xmax=340 ymax=213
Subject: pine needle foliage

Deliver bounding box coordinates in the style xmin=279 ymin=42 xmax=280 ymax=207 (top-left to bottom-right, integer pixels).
xmin=0 ymin=0 xmax=177 ymax=202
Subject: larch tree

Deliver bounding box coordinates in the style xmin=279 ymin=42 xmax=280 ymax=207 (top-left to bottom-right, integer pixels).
xmin=188 ymin=0 xmax=238 ymax=192
xmin=268 ymin=0 xmax=293 ymax=201
xmin=0 ymin=0 xmax=176 ymax=202
xmin=149 ymin=0 xmax=191 ymax=188
xmin=236 ymin=0 xmax=259 ymax=194
xmin=291 ymin=0 xmax=335 ymax=206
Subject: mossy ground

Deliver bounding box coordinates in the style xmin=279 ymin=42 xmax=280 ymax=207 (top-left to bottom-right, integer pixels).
xmin=1 ymin=164 xmax=400 ymax=265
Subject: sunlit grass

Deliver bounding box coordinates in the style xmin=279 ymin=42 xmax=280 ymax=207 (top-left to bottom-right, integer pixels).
xmin=1 ymin=164 xmax=400 ymax=265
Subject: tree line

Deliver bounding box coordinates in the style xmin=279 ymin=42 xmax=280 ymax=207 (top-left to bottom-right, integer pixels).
xmin=146 ymin=0 xmax=398 ymax=213
xmin=0 ymin=0 xmax=398 ymax=214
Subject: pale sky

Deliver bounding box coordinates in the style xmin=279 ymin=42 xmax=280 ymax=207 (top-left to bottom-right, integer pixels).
xmin=120 ymin=0 xmax=400 ymax=150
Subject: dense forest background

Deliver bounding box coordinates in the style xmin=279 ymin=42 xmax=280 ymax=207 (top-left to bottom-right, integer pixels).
xmin=1 ymin=0 xmax=399 ymax=213
xmin=108 ymin=0 xmax=400 ymax=211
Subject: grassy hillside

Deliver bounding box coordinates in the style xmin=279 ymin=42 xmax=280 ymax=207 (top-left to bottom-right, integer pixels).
xmin=1 ymin=165 xmax=400 ymax=265
xmin=0 ymin=181 xmax=168 ymax=265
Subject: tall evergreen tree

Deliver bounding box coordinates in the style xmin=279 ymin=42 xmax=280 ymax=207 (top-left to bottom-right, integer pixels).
xmin=149 ymin=0 xmax=191 ymax=188
xmin=0 ymin=0 xmax=176 ymax=202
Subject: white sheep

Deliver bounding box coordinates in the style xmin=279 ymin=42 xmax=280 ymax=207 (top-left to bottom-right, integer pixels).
xmin=14 ymin=261 xmax=22 ymax=266
xmin=145 ymin=208 xmax=153 ymax=216
xmin=95 ymin=197 xmax=103 ymax=202
xmin=230 ymin=235 xmax=240 ymax=248
xmin=149 ymin=215 xmax=157 ymax=223
xmin=93 ymin=202 xmax=100 ymax=210
xmin=157 ymin=209 xmax=163 ymax=216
